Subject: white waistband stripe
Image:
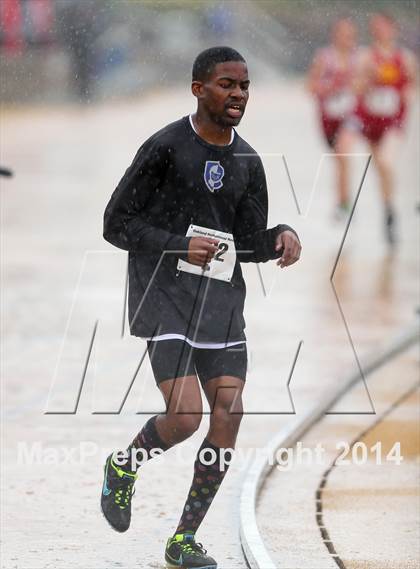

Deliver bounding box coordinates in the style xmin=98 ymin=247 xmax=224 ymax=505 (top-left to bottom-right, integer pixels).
xmin=143 ymin=333 xmax=245 ymax=350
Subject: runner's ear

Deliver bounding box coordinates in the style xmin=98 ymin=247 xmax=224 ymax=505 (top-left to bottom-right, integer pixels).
xmin=191 ymin=81 xmax=204 ymax=99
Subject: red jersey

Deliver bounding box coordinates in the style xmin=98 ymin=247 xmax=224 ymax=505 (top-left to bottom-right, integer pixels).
xmin=357 ymin=48 xmax=410 ymax=141
xmin=315 ymin=47 xmax=358 ymax=147
xmin=317 ymin=47 xmax=358 ymax=121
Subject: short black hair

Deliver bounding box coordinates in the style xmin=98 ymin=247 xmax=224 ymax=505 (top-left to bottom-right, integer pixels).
xmin=192 ymin=46 xmax=246 ymax=82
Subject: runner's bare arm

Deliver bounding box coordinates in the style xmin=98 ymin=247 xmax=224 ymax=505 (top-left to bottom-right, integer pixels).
xmin=353 ymin=48 xmax=372 ymax=95
xmin=306 ymin=50 xmax=329 ymax=97
xmin=403 ymin=48 xmax=417 ymax=84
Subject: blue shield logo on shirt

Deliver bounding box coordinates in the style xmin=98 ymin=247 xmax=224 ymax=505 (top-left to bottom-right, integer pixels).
xmin=204 ymin=161 xmax=224 ymax=193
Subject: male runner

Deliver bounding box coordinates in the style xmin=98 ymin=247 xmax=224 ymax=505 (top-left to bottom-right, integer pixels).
xmin=339 ymin=13 xmax=416 ymax=244
xmin=307 ymin=18 xmax=359 ymax=220
xmin=101 ymin=46 xmax=301 ymax=569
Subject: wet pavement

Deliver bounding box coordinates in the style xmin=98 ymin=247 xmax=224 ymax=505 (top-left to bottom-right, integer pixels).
xmin=2 ymin=80 xmax=419 ymax=568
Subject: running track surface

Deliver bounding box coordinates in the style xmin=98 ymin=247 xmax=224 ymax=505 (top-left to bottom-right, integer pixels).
xmin=2 ymin=80 xmax=418 ymax=568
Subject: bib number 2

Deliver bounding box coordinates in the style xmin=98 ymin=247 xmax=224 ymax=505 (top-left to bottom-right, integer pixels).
xmin=177 ymin=224 xmax=236 ymax=282
xmin=214 ymin=242 xmax=228 ymax=262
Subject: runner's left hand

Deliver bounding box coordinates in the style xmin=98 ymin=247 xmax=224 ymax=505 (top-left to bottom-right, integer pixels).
xmin=275 ymin=231 xmax=301 ymax=268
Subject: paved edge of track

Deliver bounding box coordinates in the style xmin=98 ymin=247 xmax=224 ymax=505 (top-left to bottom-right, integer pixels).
xmin=315 ymin=379 xmax=420 ymax=569
xmin=239 ymin=323 xmax=420 ymax=569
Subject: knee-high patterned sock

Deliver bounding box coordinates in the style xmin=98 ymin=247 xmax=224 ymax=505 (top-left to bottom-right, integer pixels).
xmin=175 ymin=437 xmax=233 ymax=535
xmin=115 ymin=415 xmax=170 ymax=472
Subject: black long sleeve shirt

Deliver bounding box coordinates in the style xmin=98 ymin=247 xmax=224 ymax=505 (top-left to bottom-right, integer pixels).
xmin=103 ymin=115 xmax=297 ymax=343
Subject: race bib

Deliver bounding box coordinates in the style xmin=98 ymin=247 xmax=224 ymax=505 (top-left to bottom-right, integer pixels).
xmin=177 ymin=225 xmax=236 ymax=283
xmin=365 ymin=87 xmax=400 ymax=117
xmin=323 ymin=91 xmax=356 ymax=118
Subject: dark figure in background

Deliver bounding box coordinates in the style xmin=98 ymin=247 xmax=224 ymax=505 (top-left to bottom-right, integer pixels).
xmin=57 ymin=0 xmax=101 ymax=102
xmin=0 ymin=167 xmax=13 ymax=177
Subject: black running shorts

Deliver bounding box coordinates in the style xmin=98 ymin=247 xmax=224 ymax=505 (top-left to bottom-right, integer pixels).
xmin=147 ymin=340 xmax=247 ymax=385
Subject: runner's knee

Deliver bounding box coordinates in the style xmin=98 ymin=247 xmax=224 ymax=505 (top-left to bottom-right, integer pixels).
xmin=211 ymin=401 xmax=243 ymax=432
xmin=170 ymin=413 xmax=202 ymax=440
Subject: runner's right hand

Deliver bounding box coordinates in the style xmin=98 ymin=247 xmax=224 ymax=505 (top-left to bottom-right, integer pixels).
xmin=187 ymin=237 xmax=219 ymax=267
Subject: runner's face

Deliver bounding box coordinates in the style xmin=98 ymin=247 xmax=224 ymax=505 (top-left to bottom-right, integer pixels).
xmin=333 ymin=20 xmax=356 ymax=51
xmin=195 ymin=61 xmax=250 ymax=127
xmin=370 ymin=15 xmax=397 ymax=43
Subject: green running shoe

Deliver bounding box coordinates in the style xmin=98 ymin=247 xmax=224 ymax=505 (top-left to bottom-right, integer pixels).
xmin=165 ymin=532 xmax=217 ymax=569
xmin=100 ymin=452 xmax=137 ymax=532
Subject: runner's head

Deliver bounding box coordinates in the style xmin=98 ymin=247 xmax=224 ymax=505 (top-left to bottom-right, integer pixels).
xmin=331 ymin=18 xmax=357 ymax=51
xmin=191 ymin=46 xmax=249 ymax=127
xmin=370 ymin=12 xmax=398 ymax=44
